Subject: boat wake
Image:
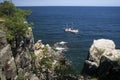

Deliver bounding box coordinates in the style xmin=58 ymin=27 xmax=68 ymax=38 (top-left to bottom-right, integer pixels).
xmin=59 ymin=41 xmax=68 ymax=45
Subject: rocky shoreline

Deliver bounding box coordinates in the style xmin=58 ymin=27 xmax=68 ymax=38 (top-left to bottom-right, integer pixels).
xmin=0 ymin=28 xmax=78 ymax=80
xmin=1 ymin=26 xmax=120 ymax=80
xmin=0 ymin=1 xmax=120 ymax=80
xmin=82 ymin=39 xmax=120 ymax=80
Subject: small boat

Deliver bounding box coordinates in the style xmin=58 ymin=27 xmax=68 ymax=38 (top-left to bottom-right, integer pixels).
xmin=64 ymin=28 xmax=79 ymax=33
xmin=64 ymin=23 xmax=79 ymax=33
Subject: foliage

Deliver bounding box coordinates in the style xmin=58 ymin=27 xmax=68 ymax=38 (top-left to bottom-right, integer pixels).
xmin=5 ymin=16 xmax=28 ymax=39
xmin=116 ymin=57 xmax=120 ymax=62
xmin=0 ymin=1 xmax=16 ymax=17
xmin=40 ymin=56 xmax=52 ymax=69
xmin=0 ymin=1 xmax=31 ymax=17
xmin=0 ymin=1 xmax=32 ymax=48
xmin=43 ymin=45 xmax=48 ymax=53
xmin=31 ymin=52 xmax=37 ymax=60
xmin=17 ymin=73 xmax=24 ymax=80
xmin=107 ymin=53 xmax=112 ymax=56
xmin=15 ymin=8 xmax=31 ymax=18
xmin=90 ymin=78 xmax=98 ymax=80
xmin=54 ymin=58 xmax=75 ymax=77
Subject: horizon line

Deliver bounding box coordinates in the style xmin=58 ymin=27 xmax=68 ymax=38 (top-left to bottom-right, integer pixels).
xmin=16 ymin=5 xmax=120 ymax=7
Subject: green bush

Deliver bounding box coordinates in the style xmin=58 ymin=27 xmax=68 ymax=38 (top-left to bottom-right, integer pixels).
xmin=31 ymin=52 xmax=37 ymax=60
xmin=0 ymin=1 xmax=16 ymax=17
xmin=0 ymin=1 xmax=32 ymax=48
xmin=90 ymin=78 xmax=98 ymax=80
xmin=17 ymin=73 xmax=24 ymax=80
xmin=40 ymin=56 xmax=52 ymax=69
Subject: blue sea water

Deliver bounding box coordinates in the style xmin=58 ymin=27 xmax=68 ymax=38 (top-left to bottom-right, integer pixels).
xmin=20 ymin=6 xmax=120 ymax=73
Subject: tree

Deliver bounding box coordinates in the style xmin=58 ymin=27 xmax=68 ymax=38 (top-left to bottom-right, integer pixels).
xmin=0 ymin=1 xmax=16 ymax=17
xmin=5 ymin=16 xmax=28 ymax=47
xmin=0 ymin=1 xmax=32 ymax=48
xmin=4 ymin=0 xmax=12 ymax=3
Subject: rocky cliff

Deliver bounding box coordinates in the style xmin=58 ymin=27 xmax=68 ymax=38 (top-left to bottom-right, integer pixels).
xmin=82 ymin=39 xmax=120 ymax=80
xmin=0 ymin=30 xmax=17 ymax=80
xmin=0 ymin=28 xmax=35 ymax=80
xmin=0 ymin=28 xmax=78 ymax=80
xmin=1 ymin=28 xmax=120 ymax=80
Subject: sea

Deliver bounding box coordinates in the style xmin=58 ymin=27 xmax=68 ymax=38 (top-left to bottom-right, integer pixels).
xmin=20 ymin=6 xmax=120 ymax=73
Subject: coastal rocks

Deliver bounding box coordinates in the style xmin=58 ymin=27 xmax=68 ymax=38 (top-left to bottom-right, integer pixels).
xmin=82 ymin=39 xmax=120 ymax=80
xmin=34 ymin=40 xmax=44 ymax=50
xmin=34 ymin=40 xmax=45 ymax=57
xmin=15 ymin=29 xmax=34 ymax=71
xmin=0 ymin=30 xmax=7 ymax=49
xmin=14 ymin=28 xmax=35 ymax=79
xmin=0 ymin=44 xmax=17 ymax=80
xmin=30 ymin=74 xmax=39 ymax=80
xmin=0 ymin=30 xmax=17 ymax=80
xmin=0 ymin=27 xmax=35 ymax=80
xmin=33 ymin=40 xmax=59 ymax=68
xmin=15 ymin=48 xmax=32 ymax=70
xmin=32 ymin=40 xmax=76 ymax=80
xmin=89 ymin=39 xmax=115 ymax=66
xmin=26 ymin=27 xmax=34 ymax=50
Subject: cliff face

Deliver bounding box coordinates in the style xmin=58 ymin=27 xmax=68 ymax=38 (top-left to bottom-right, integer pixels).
xmin=2 ymin=27 xmax=120 ymax=80
xmin=0 ymin=30 xmax=17 ymax=80
xmin=0 ymin=28 xmax=77 ymax=80
xmin=0 ymin=28 xmax=36 ymax=80
xmin=82 ymin=39 xmax=120 ymax=80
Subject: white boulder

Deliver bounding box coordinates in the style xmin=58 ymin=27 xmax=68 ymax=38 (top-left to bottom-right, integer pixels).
xmin=89 ymin=39 xmax=116 ymax=65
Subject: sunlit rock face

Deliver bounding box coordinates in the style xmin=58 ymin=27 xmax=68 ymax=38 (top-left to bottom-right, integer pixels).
xmin=82 ymin=39 xmax=120 ymax=80
xmin=89 ymin=39 xmax=115 ymax=65
xmin=0 ymin=30 xmax=17 ymax=80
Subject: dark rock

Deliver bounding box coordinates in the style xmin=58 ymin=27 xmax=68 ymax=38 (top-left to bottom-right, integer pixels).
xmin=0 ymin=44 xmax=17 ymax=80
xmin=98 ymin=56 xmax=120 ymax=80
xmin=82 ymin=60 xmax=98 ymax=77
xmin=82 ymin=39 xmax=120 ymax=80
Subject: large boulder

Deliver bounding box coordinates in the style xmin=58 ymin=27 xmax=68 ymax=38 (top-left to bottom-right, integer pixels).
xmin=82 ymin=39 xmax=120 ymax=80
xmin=89 ymin=39 xmax=115 ymax=65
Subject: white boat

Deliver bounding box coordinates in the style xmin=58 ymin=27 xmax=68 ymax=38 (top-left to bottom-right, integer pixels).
xmin=64 ymin=28 xmax=79 ymax=33
xmin=64 ymin=23 xmax=79 ymax=33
